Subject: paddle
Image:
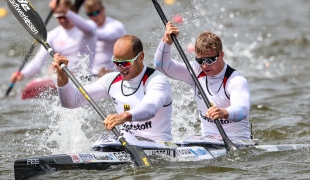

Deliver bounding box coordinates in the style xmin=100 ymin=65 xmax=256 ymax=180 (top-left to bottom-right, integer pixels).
xmin=5 ymin=0 xmax=85 ymax=97
xmin=74 ymin=0 xmax=85 ymax=13
xmin=4 ymin=1 xmax=59 ymax=97
xmin=5 ymin=0 xmax=152 ymax=167
xmin=151 ymin=0 xmax=238 ymax=152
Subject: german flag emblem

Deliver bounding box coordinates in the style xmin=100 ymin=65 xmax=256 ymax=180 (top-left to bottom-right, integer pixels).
xmin=124 ymin=104 xmax=130 ymax=111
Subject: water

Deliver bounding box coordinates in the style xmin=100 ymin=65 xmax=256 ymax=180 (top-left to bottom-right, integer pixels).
xmin=1 ymin=0 xmax=310 ymax=179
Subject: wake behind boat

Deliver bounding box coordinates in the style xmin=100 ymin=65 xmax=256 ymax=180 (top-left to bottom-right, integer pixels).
xmin=13 ymin=135 xmax=310 ymax=180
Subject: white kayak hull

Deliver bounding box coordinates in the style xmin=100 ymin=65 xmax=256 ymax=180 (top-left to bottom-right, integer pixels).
xmin=14 ymin=143 xmax=310 ymax=180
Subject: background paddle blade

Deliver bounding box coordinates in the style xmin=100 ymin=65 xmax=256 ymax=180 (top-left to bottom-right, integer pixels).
xmin=5 ymin=0 xmax=47 ymax=44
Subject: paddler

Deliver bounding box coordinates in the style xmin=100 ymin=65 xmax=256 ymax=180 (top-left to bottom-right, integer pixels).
xmin=154 ymin=22 xmax=251 ymax=140
xmin=49 ymin=0 xmax=127 ymax=77
xmin=53 ymin=35 xmax=174 ymax=149
xmin=10 ymin=0 xmax=96 ymax=83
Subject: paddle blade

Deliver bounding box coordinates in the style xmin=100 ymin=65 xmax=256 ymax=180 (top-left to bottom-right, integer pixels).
xmin=124 ymin=144 xmax=153 ymax=167
xmin=6 ymin=0 xmax=47 ymax=44
xmin=112 ymin=129 xmax=152 ymax=167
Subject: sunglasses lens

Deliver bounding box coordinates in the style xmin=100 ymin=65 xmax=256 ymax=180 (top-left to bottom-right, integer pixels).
xmin=112 ymin=52 xmax=141 ymax=68
xmin=57 ymin=16 xmax=66 ymax=20
xmin=87 ymin=10 xmax=100 ymax=17
xmin=195 ymin=58 xmax=203 ymax=65
xmin=195 ymin=54 xmax=218 ymax=65
xmin=113 ymin=61 xmax=132 ymax=68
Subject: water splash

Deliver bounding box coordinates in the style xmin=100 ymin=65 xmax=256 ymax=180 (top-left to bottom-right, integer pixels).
xmin=169 ymin=80 xmax=201 ymax=141
xmin=20 ymin=52 xmax=107 ymax=154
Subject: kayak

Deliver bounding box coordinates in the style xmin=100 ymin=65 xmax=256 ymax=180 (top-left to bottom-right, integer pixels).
xmin=20 ymin=75 xmax=96 ymax=100
xmin=14 ymin=146 xmax=222 ymax=180
xmin=21 ymin=77 xmax=57 ymax=100
xmin=13 ymin=135 xmax=310 ymax=180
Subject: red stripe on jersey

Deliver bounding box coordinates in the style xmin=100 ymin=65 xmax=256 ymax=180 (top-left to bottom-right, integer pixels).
xmin=111 ymin=74 xmax=123 ymax=85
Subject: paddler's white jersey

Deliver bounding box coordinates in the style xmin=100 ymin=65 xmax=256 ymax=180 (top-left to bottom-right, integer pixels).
xmin=22 ymin=10 xmax=97 ymax=78
xmin=66 ymin=11 xmax=126 ymax=75
xmin=154 ymin=41 xmax=251 ymax=140
xmin=194 ymin=65 xmax=250 ymax=139
xmin=58 ymin=66 xmax=173 ymax=142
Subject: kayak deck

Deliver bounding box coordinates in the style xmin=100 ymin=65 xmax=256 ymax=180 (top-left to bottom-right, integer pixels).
xmin=14 ymin=153 xmax=128 ymax=180
xmin=13 ymin=143 xmax=310 ymax=180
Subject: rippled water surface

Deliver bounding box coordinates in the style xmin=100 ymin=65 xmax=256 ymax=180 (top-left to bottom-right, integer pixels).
xmin=1 ymin=0 xmax=310 ymax=179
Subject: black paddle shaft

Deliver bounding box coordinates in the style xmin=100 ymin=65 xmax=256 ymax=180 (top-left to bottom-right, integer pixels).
xmin=5 ymin=0 xmax=152 ymax=167
xmin=151 ymin=0 xmax=238 ymax=152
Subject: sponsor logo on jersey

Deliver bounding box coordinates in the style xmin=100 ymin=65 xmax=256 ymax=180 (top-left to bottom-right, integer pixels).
xmin=199 ymin=111 xmax=232 ymax=124
xmin=122 ymin=121 xmax=152 ymax=131
xmin=135 ymin=135 xmax=155 ymax=143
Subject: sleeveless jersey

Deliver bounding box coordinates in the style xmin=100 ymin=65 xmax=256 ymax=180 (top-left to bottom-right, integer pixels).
xmin=195 ymin=65 xmax=250 ymax=139
xmin=108 ymin=67 xmax=173 ymax=141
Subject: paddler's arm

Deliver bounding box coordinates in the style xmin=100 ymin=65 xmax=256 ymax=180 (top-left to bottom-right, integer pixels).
xmin=104 ymin=112 xmax=132 ymax=130
xmin=162 ymin=21 xmax=179 ymax=45
xmin=49 ymin=0 xmax=58 ymax=10
xmin=52 ymin=53 xmax=69 ymax=87
xmin=154 ymin=22 xmax=194 ymax=84
xmin=53 ymin=53 xmax=113 ymax=108
xmin=11 ymin=46 xmax=50 ymax=82
xmin=52 ymin=0 xmax=96 ymax=35
xmin=206 ymin=75 xmax=250 ymax=122
xmin=224 ymin=75 xmax=250 ymax=122
xmin=104 ymin=73 xmax=171 ymax=131
xmin=206 ymin=106 xmax=229 ymax=120
xmin=10 ymin=71 xmax=24 ymax=83
xmin=66 ymin=10 xmax=97 ymax=35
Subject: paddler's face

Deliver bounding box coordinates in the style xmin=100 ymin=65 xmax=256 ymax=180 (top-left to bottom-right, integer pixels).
xmin=112 ymin=39 xmax=144 ymax=81
xmin=55 ymin=15 xmax=74 ymax=29
xmin=54 ymin=3 xmax=74 ymax=29
xmin=86 ymin=7 xmax=105 ymax=26
xmin=196 ymin=50 xmax=224 ymax=76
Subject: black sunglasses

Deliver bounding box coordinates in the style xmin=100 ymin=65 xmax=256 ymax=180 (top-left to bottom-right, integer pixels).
xmin=195 ymin=54 xmax=220 ymax=66
xmin=86 ymin=10 xmax=101 ymax=17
